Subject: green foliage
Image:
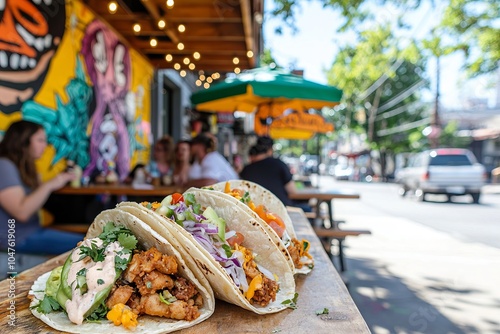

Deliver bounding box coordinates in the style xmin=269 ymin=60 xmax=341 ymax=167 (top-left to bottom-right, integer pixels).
xmin=440 ymin=0 xmax=500 ymax=76
xmin=439 ymin=121 xmax=472 ymax=148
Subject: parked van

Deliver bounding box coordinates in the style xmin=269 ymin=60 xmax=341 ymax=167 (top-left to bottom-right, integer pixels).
xmin=397 ymin=148 xmax=487 ymax=203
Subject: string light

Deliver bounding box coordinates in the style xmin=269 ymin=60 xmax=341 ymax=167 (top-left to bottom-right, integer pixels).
xmin=183 ymin=57 xmax=190 ymax=65
xmin=166 ymin=0 xmax=174 ymax=8
xmin=195 ymin=80 xmax=202 ymax=86
xmin=234 ymin=67 xmax=241 ymax=74
xmin=173 ymin=63 xmax=181 ymax=70
xmin=204 ymin=82 xmax=210 ymax=89
xmin=150 ymin=38 xmax=158 ymax=47
xmin=165 ymin=54 xmax=173 ymax=62
xmin=178 ymin=24 xmax=186 ymax=33
xmin=177 ymin=42 xmax=184 ymax=50
xmin=247 ymin=50 xmax=254 ymax=58
xmin=206 ymin=77 xmax=213 ymax=83
xmin=233 ymin=57 xmax=239 ymax=65
xmin=158 ymin=19 xmax=166 ymax=29
xmin=133 ymin=23 xmax=141 ymax=33
xmin=180 ymin=70 xmax=186 ymax=77
xmin=199 ymin=74 xmax=206 ymax=81
xmin=108 ymin=1 xmax=118 ymax=14
xmin=193 ymin=52 xmax=200 ymax=60
xmin=188 ymin=63 xmax=195 ymax=70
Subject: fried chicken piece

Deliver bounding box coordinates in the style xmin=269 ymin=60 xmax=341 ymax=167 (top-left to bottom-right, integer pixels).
xmin=251 ymin=276 xmax=278 ymax=307
xmin=288 ymin=239 xmax=303 ymax=269
xmin=135 ymin=270 xmax=174 ymax=295
xmin=140 ymin=294 xmax=200 ymax=321
xmin=123 ymin=248 xmax=178 ymax=283
xmin=172 ymin=277 xmax=198 ymax=301
xmin=106 ymin=285 xmax=135 ymax=309
xmin=127 ymin=293 xmax=142 ymax=315
xmin=155 ymin=254 xmax=178 ymax=275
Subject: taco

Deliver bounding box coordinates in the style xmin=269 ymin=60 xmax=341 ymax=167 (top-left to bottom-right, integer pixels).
xmin=29 ymin=209 xmax=214 ymax=333
xmin=209 ymin=180 xmax=314 ymax=275
xmin=117 ymin=189 xmax=296 ymax=314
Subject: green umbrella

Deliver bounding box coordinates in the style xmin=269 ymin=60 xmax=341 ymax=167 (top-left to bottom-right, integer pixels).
xmin=191 ymin=66 xmax=343 ymax=113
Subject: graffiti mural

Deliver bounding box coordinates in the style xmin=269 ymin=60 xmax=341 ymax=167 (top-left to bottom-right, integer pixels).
xmin=0 ymin=0 xmax=152 ymax=181
xmin=22 ymin=56 xmax=92 ymax=167
xmin=0 ymin=0 xmax=66 ymax=114
xmin=80 ymin=20 xmax=131 ymax=181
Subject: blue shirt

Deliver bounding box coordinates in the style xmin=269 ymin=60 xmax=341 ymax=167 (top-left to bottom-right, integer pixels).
xmin=0 ymin=158 xmax=40 ymax=250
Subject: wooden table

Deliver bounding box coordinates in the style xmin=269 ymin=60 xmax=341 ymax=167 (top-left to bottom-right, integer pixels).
xmin=54 ymin=184 xmax=185 ymax=197
xmin=0 ymin=207 xmax=369 ymax=333
xmin=289 ymin=188 xmax=361 ymax=230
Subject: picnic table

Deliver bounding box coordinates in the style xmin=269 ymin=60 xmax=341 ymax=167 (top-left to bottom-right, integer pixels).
xmin=0 ymin=207 xmax=369 ymax=333
xmin=289 ymin=188 xmax=371 ymax=272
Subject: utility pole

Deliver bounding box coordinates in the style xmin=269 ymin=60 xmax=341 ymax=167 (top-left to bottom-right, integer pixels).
xmin=430 ymin=55 xmax=441 ymax=148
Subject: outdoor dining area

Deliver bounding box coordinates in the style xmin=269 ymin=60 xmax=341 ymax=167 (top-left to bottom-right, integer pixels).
xmin=0 ymin=0 xmax=371 ymax=332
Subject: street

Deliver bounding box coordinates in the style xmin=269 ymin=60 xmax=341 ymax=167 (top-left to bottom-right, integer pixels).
xmin=318 ymin=177 xmax=500 ymax=249
xmin=310 ymin=176 xmax=500 ymax=333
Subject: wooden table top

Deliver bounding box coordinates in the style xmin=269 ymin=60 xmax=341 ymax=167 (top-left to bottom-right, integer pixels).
xmin=289 ymin=188 xmax=361 ymax=201
xmin=0 ymin=207 xmax=369 ymax=333
xmin=54 ymin=184 xmax=185 ymax=197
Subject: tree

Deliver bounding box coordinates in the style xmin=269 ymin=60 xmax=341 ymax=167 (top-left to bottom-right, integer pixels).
xmin=326 ymin=24 xmax=429 ymax=178
xmin=440 ymin=0 xmax=500 ymax=76
xmin=270 ymin=0 xmax=500 ymax=77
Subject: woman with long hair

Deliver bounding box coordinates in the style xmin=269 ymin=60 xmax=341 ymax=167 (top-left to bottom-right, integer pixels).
xmin=172 ymin=140 xmax=191 ymax=186
xmin=147 ymin=135 xmax=174 ymax=185
xmin=0 ymin=120 xmax=82 ymax=254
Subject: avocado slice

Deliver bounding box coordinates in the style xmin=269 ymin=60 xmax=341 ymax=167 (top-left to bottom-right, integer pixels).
xmin=202 ymin=206 xmax=226 ymax=241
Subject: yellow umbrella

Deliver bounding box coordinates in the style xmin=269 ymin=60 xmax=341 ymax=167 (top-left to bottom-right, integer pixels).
xmin=254 ymin=105 xmax=334 ymax=140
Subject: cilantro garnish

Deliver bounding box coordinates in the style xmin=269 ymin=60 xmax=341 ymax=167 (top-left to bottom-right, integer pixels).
xmin=241 ymin=191 xmax=251 ymax=204
xmin=316 ymin=307 xmax=329 ymax=315
xmin=281 ymin=292 xmax=299 ymax=309
xmin=117 ymin=233 xmax=138 ymax=250
xmin=34 ymin=295 xmax=61 ymax=314
xmin=222 ymin=244 xmax=232 ymax=258
xmin=85 ymin=301 xmax=108 ymax=321
xmin=97 ymin=279 xmax=104 ymax=285
xmin=184 ymin=193 xmax=196 ymax=205
xmin=78 ymin=241 xmax=105 ymax=262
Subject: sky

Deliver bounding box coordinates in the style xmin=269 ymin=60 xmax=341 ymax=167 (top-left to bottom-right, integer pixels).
xmin=262 ymin=1 xmax=497 ymax=110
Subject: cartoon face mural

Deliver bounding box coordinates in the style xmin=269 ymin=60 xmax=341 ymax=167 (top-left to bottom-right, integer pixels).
xmin=81 ymin=19 xmax=131 ymax=181
xmin=0 ymin=0 xmax=66 ymax=114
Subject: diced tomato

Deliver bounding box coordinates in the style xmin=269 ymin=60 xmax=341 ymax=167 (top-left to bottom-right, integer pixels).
xmin=268 ymin=220 xmax=286 ymax=238
xmin=171 ymin=193 xmax=184 ymax=204
xmin=227 ymin=232 xmax=245 ymax=247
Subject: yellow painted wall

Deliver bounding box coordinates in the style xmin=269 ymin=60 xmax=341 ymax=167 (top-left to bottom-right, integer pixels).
xmin=0 ymin=0 xmax=153 ymax=181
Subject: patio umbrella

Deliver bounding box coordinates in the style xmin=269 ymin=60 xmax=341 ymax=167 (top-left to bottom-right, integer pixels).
xmin=190 ymin=66 xmax=343 ymax=113
xmin=254 ymin=104 xmax=334 ymax=140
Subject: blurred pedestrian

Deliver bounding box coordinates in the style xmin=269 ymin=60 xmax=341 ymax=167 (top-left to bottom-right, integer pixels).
xmin=172 ymin=140 xmax=191 ymax=186
xmin=0 ymin=120 xmax=83 ymax=254
xmin=240 ymin=136 xmax=310 ymax=211
xmin=187 ymin=133 xmax=238 ymax=187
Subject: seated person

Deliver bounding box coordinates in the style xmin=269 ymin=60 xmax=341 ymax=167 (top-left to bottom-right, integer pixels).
xmin=187 ymin=133 xmax=239 ymax=187
xmin=0 ymin=120 xmax=83 ymax=255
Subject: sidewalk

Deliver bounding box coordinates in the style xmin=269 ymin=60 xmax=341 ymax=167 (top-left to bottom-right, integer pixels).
xmin=334 ymin=198 xmax=500 ymax=334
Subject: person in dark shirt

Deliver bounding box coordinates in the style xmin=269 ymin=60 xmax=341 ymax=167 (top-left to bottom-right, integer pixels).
xmin=240 ymin=136 xmax=310 ymax=212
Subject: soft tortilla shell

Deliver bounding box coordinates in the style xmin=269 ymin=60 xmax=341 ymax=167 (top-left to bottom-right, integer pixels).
xmin=29 ymin=209 xmax=214 ymax=333
xmin=210 ymin=180 xmax=312 ymax=275
xmin=118 ymin=190 xmax=296 ymax=314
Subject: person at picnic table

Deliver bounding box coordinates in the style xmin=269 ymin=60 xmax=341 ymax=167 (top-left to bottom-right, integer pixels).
xmin=172 ymin=139 xmax=191 ymax=186
xmin=239 ymin=136 xmax=311 ymax=212
xmin=147 ymin=135 xmax=174 ymax=185
xmin=186 ymin=133 xmax=239 ymax=187
xmin=0 ymin=120 xmax=84 ymax=254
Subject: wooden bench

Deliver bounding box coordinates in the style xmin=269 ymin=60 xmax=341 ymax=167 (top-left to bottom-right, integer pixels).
xmin=313 ymin=227 xmax=371 ymax=272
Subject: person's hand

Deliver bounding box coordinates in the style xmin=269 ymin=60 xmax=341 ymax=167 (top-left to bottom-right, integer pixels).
xmin=48 ymin=171 xmax=77 ymax=191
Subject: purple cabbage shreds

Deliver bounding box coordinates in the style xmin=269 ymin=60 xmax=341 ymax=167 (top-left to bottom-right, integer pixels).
xmin=193 ymin=213 xmax=206 ymax=221
xmin=174 ymin=202 xmax=187 ymax=214
xmin=183 ymin=220 xmax=196 ymax=229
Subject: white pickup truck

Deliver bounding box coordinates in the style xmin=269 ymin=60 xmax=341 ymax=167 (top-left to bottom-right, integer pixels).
xmin=396 ymin=148 xmax=487 ymax=203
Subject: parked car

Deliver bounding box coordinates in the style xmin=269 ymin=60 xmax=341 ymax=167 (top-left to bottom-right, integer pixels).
xmin=333 ymin=164 xmax=353 ymax=181
xmin=396 ymin=148 xmax=487 ymax=203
